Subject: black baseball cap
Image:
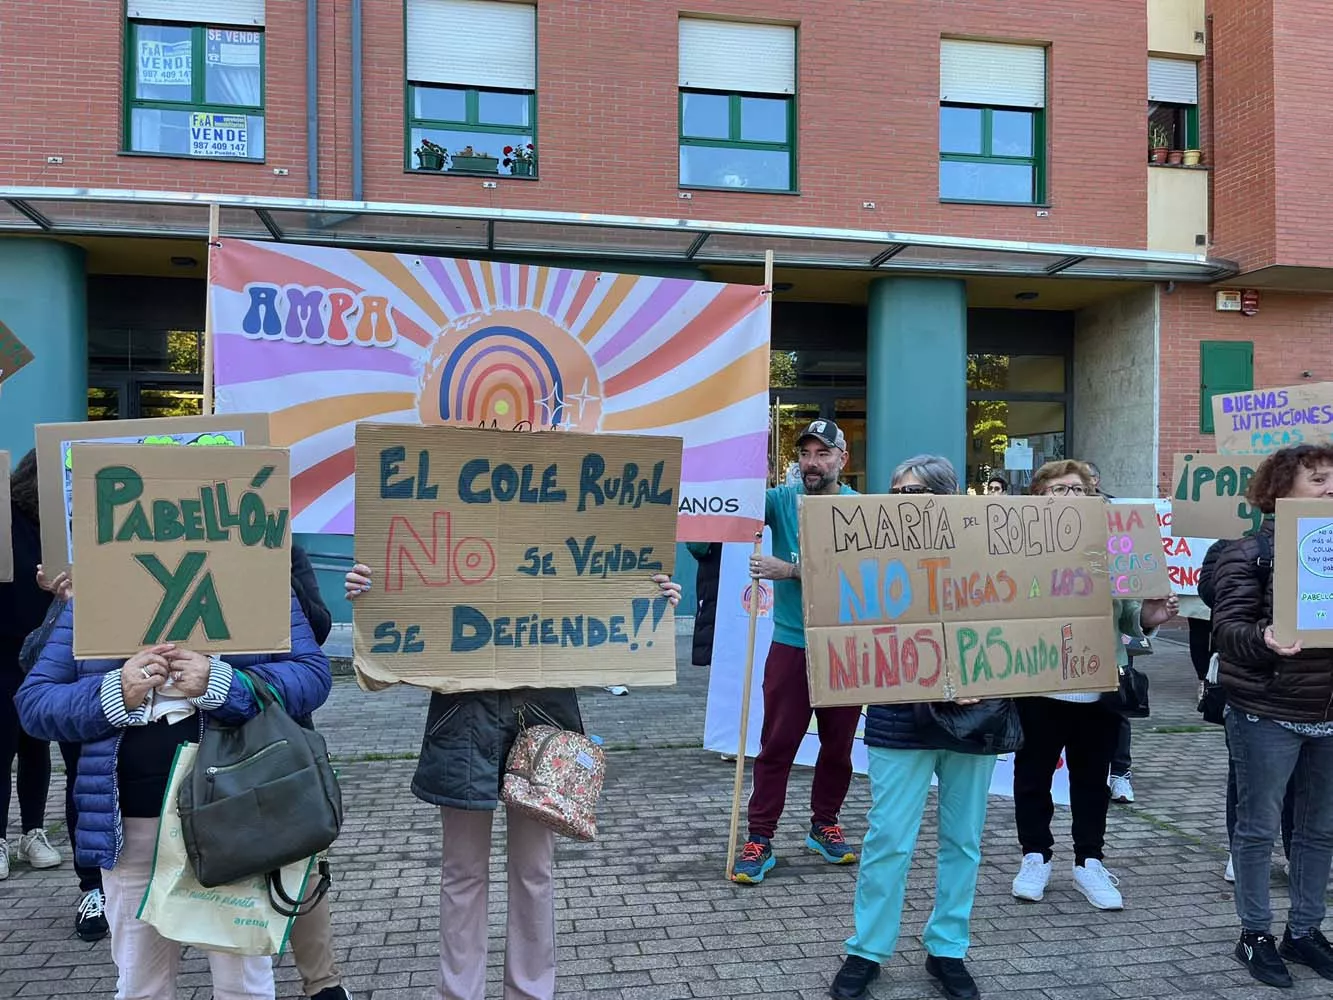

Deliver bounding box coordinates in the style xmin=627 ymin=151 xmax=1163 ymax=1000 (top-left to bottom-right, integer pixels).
xmin=798 ymin=419 xmax=846 ymax=450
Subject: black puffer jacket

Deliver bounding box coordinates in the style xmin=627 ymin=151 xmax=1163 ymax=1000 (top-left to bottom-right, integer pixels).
xmin=863 ymin=704 xmax=931 ymax=750
xmin=1213 ymin=520 xmax=1333 ymax=722
xmin=412 ymin=687 xmax=583 ymax=810
xmin=691 ymin=543 xmax=722 ymax=666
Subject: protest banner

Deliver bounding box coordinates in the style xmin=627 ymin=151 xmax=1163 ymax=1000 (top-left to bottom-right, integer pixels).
xmin=1170 ymin=453 xmax=1262 ymax=540
xmin=797 ymin=495 xmax=1119 ymax=707
xmin=69 ymin=444 xmax=292 ymax=659
xmin=1105 ymin=503 xmax=1173 ymax=598
xmin=210 ymin=240 xmax=769 ymax=542
xmin=0 ymin=451 xmax=11 ymax=583
xmin=1213 ymin=382 xmax=1333 ymax=456
xmin=1111 ymin=498 xmax=1214 ymax=595
xmin=35 ymin=414 xmax=270 ymax=576
xmin=352 ymin=423 xmax=681 ymax=693
xmin=1273 ymin=498 xmax=1333 ymax=647
xmin=0 ymin=320 xmax=34 ymax=386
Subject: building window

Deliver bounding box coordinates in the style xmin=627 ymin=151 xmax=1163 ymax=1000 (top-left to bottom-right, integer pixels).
xmin=1200 ymin=341 xmax=1253 ymax=434
xmin=125 ymin=18 xmax=264 ymax=160
xmin=939 ymin=39 xmax=1047 ymax=204
xmin=1148 ymin=57 xmax=1200 ymax=157
xmin=405 ymin=0 xmax=537 ymax=176
xmin=678 ymin=18 xmax=797 ymax=192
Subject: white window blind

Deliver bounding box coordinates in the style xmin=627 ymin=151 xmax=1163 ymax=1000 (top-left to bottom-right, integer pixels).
xmin=678 ymin=18 xmax=796 ymax=95
xmin=407 ymin=0 xmax=536 ymax=91
xmin=127 ymin=0 xmax=264 ymax=26
xmin=940 ymin=39 xmax=1046 ymax=108
xmin=1149 ymin=57 xmax=1199 ymax=104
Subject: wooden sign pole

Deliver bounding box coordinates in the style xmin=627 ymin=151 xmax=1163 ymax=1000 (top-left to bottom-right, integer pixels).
xmin=725 ymin=249 xmax=774 ymax=881
xmin=202 ymin=202 xmax=220 ymax=415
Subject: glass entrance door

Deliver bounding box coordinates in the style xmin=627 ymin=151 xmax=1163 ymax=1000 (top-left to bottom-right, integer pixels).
xmin=770 ymin=390 xmax=866 ymax=492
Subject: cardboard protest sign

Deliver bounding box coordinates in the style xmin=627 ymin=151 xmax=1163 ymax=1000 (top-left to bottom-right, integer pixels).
xmin=1213 ymin=383 xmax=1333 ymax=456
xmin=1112 ymin=498 xmax=1215 ymax=595
xmin=1170 ymin=453 xmax=1263 ymax=540
xmin=1273 ymin=499 xmax=1333 ymax=647
xmin=36 ymin=413 xmax=270 ymax=576
xmin=1105 ymin=503 xmax=1173 ymax=598
xmin=0 ymin=321 xmax=34 ymax=387
xmin=0 ymin=451 xmax=11 ymax=583
xmin=797 ymin=494 xmax=1119 ymax=707
xmin=352 ymin=423 xmax=681 ymax=693
xmin=69 ymin=444 xmax=292 ymax=659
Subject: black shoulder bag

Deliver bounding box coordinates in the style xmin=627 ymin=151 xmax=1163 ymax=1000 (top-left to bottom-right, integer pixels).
xmin=914 ymin=699 xmax=1024 ymax=755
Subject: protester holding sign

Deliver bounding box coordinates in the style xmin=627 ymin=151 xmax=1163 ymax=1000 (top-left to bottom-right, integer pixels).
xmin=830 ymin=456 xmax=999 ymax=1000
xmin=15 ymin=589 xmax=332 ymax=997
xmin=344 ymin=563 xmax=680 ymax=1000
xmin=1010 ymin=461 xmax=1176 ymax=912
xmin=1210 ymin=444 xmax=1333 ymax=988
xmin=732 ymin=419 xmax=861 ymax=884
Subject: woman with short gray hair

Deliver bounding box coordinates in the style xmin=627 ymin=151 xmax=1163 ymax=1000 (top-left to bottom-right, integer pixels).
xmin=829 ymin=454 xmax=997 ymax=1000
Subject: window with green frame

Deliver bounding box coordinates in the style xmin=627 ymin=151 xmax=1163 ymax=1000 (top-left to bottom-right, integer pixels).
xmin=939 ymin=104 xmax=1044 ymax=204
xmin=1200 ymin=340 xmax=1253 ymax=434
xmin=407 ymin=84 xmax=536 ymax=176
xmin=125 ymin=21 xmax=264 ymax=160
xmin=679 ymin=90 xmax=794 ymax=192
xmin=1149 ymin=102 xmax=1199 ymax=152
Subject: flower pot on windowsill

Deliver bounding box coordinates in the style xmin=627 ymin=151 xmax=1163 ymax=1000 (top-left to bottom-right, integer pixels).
xmin=1167 ymin=150 xmax=1184 ymax=165
xmin=511 ymin=161 xmax=534 ymax=177
xmin=1150 ymin=147 xmax=1169 ymax=164
xmin=416 ymin=152 xmax=445 ymax=171
xmin=450 ymin=155 xmax=499 ymax=174
xmin=1183 ymin=149 xmax=1202 ymax=166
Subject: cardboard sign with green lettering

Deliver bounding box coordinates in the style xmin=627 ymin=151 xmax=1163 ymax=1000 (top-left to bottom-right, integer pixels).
xmin=797 ymin=494 xmax=1119 ymax=707
xmin=0 ymin=451 xmax=11 ymax=584
xmin=352 ymin=423 xmax=682 ymax=694
xmin=70 ymin=443 xmax=292 ymax=659
xmin=1170 ymin=453 xmax=1262 ymax=540
xmin=1213 ymin=382 xmax=1333 ymax=456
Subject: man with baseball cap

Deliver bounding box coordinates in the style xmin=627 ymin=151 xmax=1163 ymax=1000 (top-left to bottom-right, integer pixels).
xmin=732 ymin=419 xmax=862 ymax=884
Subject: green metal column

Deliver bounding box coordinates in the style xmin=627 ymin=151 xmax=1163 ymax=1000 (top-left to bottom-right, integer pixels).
xmin=0 ymin=239 xmax=87 ymax=464
xmin=865 ymin=277 xmax=967 ymax=493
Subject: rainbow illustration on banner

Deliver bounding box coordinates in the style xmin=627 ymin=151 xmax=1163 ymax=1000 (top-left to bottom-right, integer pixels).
xmin=210 ymin=240 xmax=770 ymax=541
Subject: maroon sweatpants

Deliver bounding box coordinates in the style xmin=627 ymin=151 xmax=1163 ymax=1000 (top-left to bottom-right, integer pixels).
xmin=747 ymin=641 xmax=861 ymax=839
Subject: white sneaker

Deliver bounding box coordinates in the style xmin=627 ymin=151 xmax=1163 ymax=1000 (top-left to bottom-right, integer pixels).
xmin=18 ymin=829 xmax=61 ymax=869
xmin=603 ymin=686 xmax=629 ymax=696
xmin=1073 ymin=859 xmax=1123 ymax=910
xmin=1224 ymin=854 xmax=1235 ymax=883
xmin=0 ymin=840 xmax=9 ymax=880
xmin=1012 ymin=852 xmax=1052 ymax=901
xmin=1109 ymin=773 xmax=1135 ymax=804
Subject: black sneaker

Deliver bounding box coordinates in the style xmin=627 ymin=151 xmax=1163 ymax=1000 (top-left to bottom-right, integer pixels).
xmin=829 ymin=955 xmax=880 ymax=1000
xmin=926 ymin=954 xmax=980 ymax=1000
xmin=1235 ymin=930 xmax=1293 ymax=988
xmin=75 ymin=889 xmax=109 ymax=942
xmin=1280 ymin=926 xmax=1333 ymax=981
xmin=311 ymin=988 xmax=353 ymax=1000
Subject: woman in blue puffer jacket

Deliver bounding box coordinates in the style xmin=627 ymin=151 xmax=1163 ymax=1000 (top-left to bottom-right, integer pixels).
xmin=16 ymin=593 xmax=332 ymax=1000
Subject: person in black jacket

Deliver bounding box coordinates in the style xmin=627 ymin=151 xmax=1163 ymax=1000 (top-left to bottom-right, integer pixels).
xmin=687 ymin=542 xmax=722 ymax=666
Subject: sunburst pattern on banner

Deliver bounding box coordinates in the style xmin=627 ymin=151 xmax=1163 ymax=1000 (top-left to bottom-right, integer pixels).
xmin=211 ymin=240 xmax=770 ymax=541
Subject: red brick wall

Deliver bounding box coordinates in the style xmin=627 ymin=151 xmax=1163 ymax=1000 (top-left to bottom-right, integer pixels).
xmin=1157 ymin=284 xmax=1333 ymax=489
xmin=1272 ymin=0 xmax=1333 ymax=268
xmin=1 ymin=0 xmax=1150 ymax=248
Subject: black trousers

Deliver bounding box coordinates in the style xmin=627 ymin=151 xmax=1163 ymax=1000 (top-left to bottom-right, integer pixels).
xmin=57 ymin=741 xmax=102 ymax=893
xmin=1 ymin=666 xmax=50 ymax=835
xmin=1014 ymin=697 xmax=1121 ymax=865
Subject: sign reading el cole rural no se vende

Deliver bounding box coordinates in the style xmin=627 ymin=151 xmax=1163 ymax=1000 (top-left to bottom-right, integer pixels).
xmin=352 ymin=424 xmax=682 ymax=694
xmin=797 ymin=494 xmax=1119 ymax=707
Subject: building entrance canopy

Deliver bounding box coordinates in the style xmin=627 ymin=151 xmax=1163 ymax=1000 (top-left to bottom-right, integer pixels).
xmin=0 ymin=187 xmax=1236 ymax=282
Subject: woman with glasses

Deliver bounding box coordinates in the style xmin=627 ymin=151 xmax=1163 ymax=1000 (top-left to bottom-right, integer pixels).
xmin=829 ymin=455 xmax=996 ymax=1000
xmin=1009 ymin=460 xmax=1176 ymax=912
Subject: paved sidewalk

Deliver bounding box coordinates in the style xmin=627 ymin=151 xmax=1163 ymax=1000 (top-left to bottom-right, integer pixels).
xmin=3 ymin=635 xmax=1330 ymax=999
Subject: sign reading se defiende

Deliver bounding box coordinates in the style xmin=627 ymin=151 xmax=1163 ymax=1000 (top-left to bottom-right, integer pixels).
xmin=70 ymin=444 xmax=292 ymax=659
xmin=797 ymin=495 xmax=1119 ymax=707
xmin=1213 ymin=383 xmax=1333 ymax=456
xmin=352 ymin=423 xmax=682 ymax=694
xmin=1105 ymin=503 xmax=1172 ymax=598
xmin=1274 ymin=499 xmax=1333 ymax=647
xmin=0 ymin=451 xmax=11 ymax=584
xmin=1170 ymin=453 xmax=1263 ymax=540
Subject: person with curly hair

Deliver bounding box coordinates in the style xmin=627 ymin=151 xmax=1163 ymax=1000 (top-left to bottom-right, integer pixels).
xmin=1211 ymin=444 xmax=1333 ymax=988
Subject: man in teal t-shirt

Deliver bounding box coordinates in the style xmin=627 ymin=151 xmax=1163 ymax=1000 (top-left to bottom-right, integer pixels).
xmin=731 ymin=419 xmax=862 ymax=884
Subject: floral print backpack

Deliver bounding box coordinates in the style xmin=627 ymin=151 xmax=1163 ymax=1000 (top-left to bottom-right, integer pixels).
xmin=502 ymin=723 xmax=606 ymax=841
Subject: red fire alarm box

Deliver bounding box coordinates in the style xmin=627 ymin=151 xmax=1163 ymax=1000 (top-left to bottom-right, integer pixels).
xmin=1241 ymin=289 xmax=1260 ymax=316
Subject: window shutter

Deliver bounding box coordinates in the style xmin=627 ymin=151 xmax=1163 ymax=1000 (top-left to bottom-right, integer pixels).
xmin=407 ymin=0 xmax=536 ymax=91
xmin=1200 ymin=341 xmax=1254 ymax=434
xmin=678 ymin=18 xmax=796 ymax=95
xmin=127 ymin=0 xmax=264 ymax=26
xmin=1149 ymin=57 xmax=1199 ymax=104
xmin=940 ymin=39 xmax=1046 ymax=108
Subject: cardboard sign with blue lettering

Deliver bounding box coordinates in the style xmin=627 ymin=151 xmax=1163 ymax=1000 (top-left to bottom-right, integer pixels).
xmin=798 ymin=494 xmax=1119 ymax=707
xmin=352 ymin=423 xmax=681 ymax=693
xmin=1213 ymin=382 xmax=1333 ymax=456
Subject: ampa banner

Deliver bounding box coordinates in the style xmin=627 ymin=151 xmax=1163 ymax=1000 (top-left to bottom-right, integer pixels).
xmin=211 ymin=240 xmax=769 ymax=541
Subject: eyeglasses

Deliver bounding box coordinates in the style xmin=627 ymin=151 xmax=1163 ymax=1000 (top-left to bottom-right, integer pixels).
xmin=890 ymin=485 xmax=932 ymax=495
xmin=1043 ymin=484 xmax=1087 ymax=496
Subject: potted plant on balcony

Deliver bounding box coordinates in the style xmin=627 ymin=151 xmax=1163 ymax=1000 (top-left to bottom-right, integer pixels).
xmin=1149 ymin=123 xmax=1170 ymax=163
xmin=414 ymin=138 xmax=447 ymax=171
xmin=450 ymin=145 xmax=500 ymax=174
xmin=503 ymin=142 xmax=536 ymax=177
xmin=1167 ymin=148 xmax=1184 ymax=165
xmin=1183 ymin=149 xmax=1202 ymax=166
